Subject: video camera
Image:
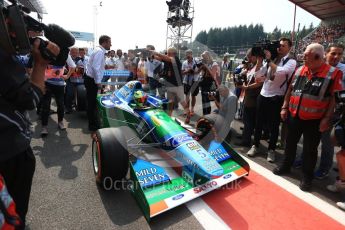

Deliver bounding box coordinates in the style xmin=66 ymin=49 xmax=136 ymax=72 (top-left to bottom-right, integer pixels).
xmin=252 ymin=40 xmax=280 ymax=60
xmin=0 ymin=0 xmax=75 ymax=66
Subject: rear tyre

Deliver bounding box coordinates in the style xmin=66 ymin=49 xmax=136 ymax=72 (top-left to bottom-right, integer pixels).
xmin=76 ymin=84 xmax=87 ymax=111
xmin=92 ymin=128 xmax=129 ymax=190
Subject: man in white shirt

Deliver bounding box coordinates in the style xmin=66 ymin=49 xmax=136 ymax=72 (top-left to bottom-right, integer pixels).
xmin=115 ymin=49 xmax=125 ymax=71
xmin=105 ymin=50 xmax=116 ymax=69
xmin=85 ymin=35 xmax=112 ymax=133
xmin=247 ymin=37 xmax=297 ymax=162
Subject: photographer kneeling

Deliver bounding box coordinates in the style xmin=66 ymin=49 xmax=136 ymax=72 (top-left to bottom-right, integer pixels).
xmin=205 ymin=85 xmax=237 ymax=141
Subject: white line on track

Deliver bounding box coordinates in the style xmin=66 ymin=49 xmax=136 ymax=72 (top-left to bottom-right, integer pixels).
xmin=186 ymin=198 xmax=231 ymax=230
xmin=241 ymin=155 xmax=345 ymax=226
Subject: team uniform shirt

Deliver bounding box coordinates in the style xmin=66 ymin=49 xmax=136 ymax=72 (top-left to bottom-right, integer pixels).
xmin=45 ymin=55 xmax=76 ymax=86
xmin=86 ymin=46 xmax=106 ymax=84
xmin=182 ymin=58 xmax=199 ymax=85
xmin=261 ymin=54 xmax=297 ymax=97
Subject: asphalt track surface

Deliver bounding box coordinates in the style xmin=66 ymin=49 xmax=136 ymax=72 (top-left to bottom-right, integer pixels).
xmin=27 ymin=97 xmax=345 ymax=229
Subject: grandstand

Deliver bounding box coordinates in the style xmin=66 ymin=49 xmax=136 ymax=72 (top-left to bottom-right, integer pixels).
xmin=289 ymin=0 xmax=345 ymax=59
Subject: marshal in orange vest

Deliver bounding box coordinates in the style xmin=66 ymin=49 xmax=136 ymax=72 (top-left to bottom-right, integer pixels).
xmin=289 ymin=63 xmax=343 ymax=120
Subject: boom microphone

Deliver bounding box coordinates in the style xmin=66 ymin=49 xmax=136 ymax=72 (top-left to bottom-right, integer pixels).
xmin=44 ymin=24 xmax=75 ymax=48
xmin=42 ymin=24 xmax=75 ymax=66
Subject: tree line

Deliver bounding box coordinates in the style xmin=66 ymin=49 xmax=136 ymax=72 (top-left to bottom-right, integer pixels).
xmin=194 ymin=23 xmax=315 ymax=54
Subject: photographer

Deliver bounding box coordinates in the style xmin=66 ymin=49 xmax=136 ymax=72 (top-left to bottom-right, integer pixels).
xmin=145 ymin=45 xmax=163 ymax=97
xmin=198 ymin=51 xmax=220 ymax=116
xmin=273 ymin=43 xmax=343 ymax=191
xmin=0 ymin=36 xmax=60 ymax=229
xmin=235 ymin=48 xmax=265 ymax=147
xmin=209 ymin=85 xmax=237 ymax=141
xmin=150 ymin=47 xmax=191 ymax=123
xmin=182 ymin=49 xmax=199 ymax=116
xmin=246 ymin=38 xmax=297 ymax=162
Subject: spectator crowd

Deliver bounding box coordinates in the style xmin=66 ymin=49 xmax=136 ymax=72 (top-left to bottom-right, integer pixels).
xmin=296 ymin=23 xmax=345 ymax=60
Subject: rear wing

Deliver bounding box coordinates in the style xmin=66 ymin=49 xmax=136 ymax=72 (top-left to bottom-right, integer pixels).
xmin=100 ymin=70 xmax=132 ymax=86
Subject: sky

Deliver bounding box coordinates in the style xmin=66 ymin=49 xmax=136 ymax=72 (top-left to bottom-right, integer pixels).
xmin=40 ymin=0 xmax=320 ymax=51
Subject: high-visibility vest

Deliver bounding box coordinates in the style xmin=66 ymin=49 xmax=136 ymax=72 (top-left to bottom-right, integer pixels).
xmin=289 ymin=64 xmax=339 ymax=120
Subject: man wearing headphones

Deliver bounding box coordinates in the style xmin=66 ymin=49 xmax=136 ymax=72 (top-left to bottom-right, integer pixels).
xmin=273 ymin=43 xmax=343 ymax=191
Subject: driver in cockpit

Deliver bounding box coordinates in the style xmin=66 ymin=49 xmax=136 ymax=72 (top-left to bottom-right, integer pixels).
xmin=131 ymin=90 xmax=149 ymax=108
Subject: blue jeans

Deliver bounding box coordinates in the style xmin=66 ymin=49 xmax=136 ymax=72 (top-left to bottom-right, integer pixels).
xmin=318 ymin=130 xmax=334 ymax=172
xmin=65 ymin=80 xmax=83 ymax=111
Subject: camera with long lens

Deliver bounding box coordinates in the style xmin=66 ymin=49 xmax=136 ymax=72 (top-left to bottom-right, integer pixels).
xmin=137 ymin=49 xmax=152 ymax=60
xmin=195 ymin=59 xmax=204 ymax=68
xmin=233 ymin=73 xmax=246 ymax=86
xmin=252 ymin=39 xmax=280 ymax=60
xmin=333 ymin=90 xmax=345 ymax=148
xmin=0 ymin=0 xmax=75 ymax=66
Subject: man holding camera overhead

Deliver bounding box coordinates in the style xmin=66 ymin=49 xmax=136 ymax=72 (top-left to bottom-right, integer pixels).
xmin=246 ymin=38 xmax=296 ymax=162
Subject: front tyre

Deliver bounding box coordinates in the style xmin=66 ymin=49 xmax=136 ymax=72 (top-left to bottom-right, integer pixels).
xmin=92 ymin=128 xmax=129 ymax=190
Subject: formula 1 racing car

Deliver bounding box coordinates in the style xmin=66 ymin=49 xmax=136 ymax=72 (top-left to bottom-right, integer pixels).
xmin=91 ymin=81 xmax=250 ymax=221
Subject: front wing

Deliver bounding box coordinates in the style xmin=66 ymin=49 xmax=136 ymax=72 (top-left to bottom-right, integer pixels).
xmin=129 ymin=141 xmax=249 ymax=221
